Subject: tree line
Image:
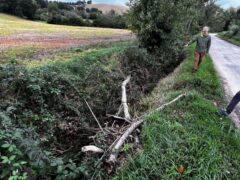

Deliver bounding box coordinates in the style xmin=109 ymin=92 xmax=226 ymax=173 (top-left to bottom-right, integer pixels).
xmin=220 ymin=7 xmax=240 ymax=41
xmin=0 ymin=0 xmax=127 ymax=29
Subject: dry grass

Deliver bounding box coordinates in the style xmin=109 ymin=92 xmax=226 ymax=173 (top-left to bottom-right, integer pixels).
xmin=0 ymin=13 xmax=129 ymax=36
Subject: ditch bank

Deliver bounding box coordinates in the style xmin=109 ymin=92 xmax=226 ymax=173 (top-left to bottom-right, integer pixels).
xmin=0 ymin=42 xmax=184 ymax=179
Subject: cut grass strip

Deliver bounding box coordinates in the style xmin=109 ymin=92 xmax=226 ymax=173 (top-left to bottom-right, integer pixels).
xmin=114 ymin=45 xmax=240 ymax=179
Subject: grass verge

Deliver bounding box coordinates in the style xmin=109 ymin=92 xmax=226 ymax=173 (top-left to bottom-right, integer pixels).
xmin=115 ymin=45 xmax=240 ymax=179
xmin=218 ymin=32 xmax=240 ymax=47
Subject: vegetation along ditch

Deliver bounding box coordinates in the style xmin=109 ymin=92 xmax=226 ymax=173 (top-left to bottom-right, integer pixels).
xmin=0 ymin=40 xmax=185 ymax=179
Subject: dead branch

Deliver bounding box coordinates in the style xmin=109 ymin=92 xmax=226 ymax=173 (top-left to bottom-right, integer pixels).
xmin=82 ymin=145 xmax=104 ymax=154
xmin=122 ymin=76 xmax=131 ymax=120
xmin=156 ymin=92 xmax=187 ymax=112
xmin=107 ymin=119 xmax=144 ymax=164
xmin=137 ymin=92 xmax=187 ymax=120
xmin=116 ymin=104 xmax=123 ymax=116
xmin=106 ymin=114 xmax=131 ymax=123
xmin=106 ymin=93 xmax=187 ymax=165
xmin=84 ymin=99 xmax=106 ymax=135
xmin=53 ymin=146 xmax=73 ymax=155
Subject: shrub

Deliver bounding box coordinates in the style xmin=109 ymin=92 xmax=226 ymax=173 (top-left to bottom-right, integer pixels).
xmin=93 ymin=13 xmax=127 ymax=29
xmin=47 ymin=13 xmax=63 ymax=24
xmin=34 ymin=8 xmax=48 ymax=21
xmin=62 ymin=11 xmax=84 ymax=26
xmin=127 ymin=0 xmax=205 ymax=54
xmin=228 ymin=24 xmax=239 ymax=36
xmin=47 ymin=11 xmax=85 ymax=26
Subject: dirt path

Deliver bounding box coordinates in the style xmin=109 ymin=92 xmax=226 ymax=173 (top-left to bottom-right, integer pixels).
xmin=209 ymin=34 xmax=240 ymax=128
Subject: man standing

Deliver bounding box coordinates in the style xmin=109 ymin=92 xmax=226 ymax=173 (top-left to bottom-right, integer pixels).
xmin=186 ymin=26 xmax=212 ymax=73
xmin=219 ymin=91 xmax=240 ymax=116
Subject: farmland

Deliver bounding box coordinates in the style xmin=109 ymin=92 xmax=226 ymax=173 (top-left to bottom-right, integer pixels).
xmin=0 ymin=13 xmax=133 ymax=63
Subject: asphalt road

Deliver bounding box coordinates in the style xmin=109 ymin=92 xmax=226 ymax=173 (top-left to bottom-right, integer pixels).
xmin=209 ymin=34 xmax=240 ymax=128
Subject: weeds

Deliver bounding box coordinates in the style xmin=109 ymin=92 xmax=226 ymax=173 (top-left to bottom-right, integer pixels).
xmin=0 ymin=40 xmax=184 ymax=179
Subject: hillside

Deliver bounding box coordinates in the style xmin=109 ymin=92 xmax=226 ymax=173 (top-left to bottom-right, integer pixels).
xmin=86 ymin=4 xmax=129 ymax=14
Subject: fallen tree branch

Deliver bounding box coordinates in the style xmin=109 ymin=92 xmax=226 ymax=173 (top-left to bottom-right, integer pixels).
xmin=156 ymin=92 xmax=187 ymax=111
xmin=84 ymin=99 xmax=106 ymax=135
xmin=107 ymin=119 xmax=144 ymax=164
xmin=107 ymin=93 xmax=187 ymax=164
xmin=138 ymin=92 xmax=187 ymax=120
xmin=122 ymin=76 xmax=131 ymax=120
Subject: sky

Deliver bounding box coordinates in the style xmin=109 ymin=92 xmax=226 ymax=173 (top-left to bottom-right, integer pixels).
xmin=217 ymin=0 xmax=240 ymax=9
xmin=93 ymin=0 xmax=128 ymax=5
xmin=57 ymin=0 xmax=240 ymax=8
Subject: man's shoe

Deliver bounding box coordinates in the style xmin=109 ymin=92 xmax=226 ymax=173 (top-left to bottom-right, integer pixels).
xmin=219 ymin=109 xmax=229 ymax=117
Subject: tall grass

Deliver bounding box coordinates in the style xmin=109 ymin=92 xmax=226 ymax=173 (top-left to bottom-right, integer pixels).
xmin=115 ymin=45 xmax=240 ymax=179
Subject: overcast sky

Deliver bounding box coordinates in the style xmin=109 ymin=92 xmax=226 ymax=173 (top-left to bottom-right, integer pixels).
xmin=58 ymin=0 xmax=240 ymax=8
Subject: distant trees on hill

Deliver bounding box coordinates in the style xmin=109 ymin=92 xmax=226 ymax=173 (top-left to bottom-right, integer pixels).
xmin=45 ymin=2 xmax=127 ymax=28
xmin=0 ymin=0 xmax=127 ymax=29
xmin=0 ymin=0 xmax=40 ymax=19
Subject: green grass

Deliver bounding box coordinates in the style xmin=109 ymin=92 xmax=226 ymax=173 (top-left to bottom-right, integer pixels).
xmin=24 ymin=41 xmax=133 ymax=68
xmin=0 ymin=13 xmax=129 ymax=37
xmin=218 ymin=32 xmax=240 ymax=47
xmin=115 ymin=45 xmax=240 ymax=179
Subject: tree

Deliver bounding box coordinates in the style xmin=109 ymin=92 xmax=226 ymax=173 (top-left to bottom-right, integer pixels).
xmin=202 ymin=3 xmax=226 ymax=32
xmin=127 ymin=0 xmax=205 ymax=53
xmin=47 ymin=2 xmax=59 ymax=13
xmin=0 ymin=0 xmax=18 ymax=14
xmin=18 ymin=0 xmax=38 ymax=19
xmin=36 ymin=0 xmax=48 ymax=8
xmin=237 ymin=8 xmax=240 ymax=19
xmin=0 ymin=0 xmax=39 ymax=19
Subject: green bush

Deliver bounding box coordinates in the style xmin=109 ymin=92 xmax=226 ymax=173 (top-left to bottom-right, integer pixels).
xmin=93 ymin=12 xmax=127 ymax=29
xmin=0 ymin=0 xmax=38 ymax=19
xmin=228 ymin=24 xmax=239 ymax=36
xmin=47 ymin=11 xmax=85 ymax=26
xmin=127 ymin=0 xmax=204 ymax=53
xmin=34 ymin=8 xmax=48 ymax=21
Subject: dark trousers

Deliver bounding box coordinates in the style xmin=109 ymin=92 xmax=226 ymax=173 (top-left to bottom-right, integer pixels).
xmin=226 ymin=91 xmax=240 ymax=114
